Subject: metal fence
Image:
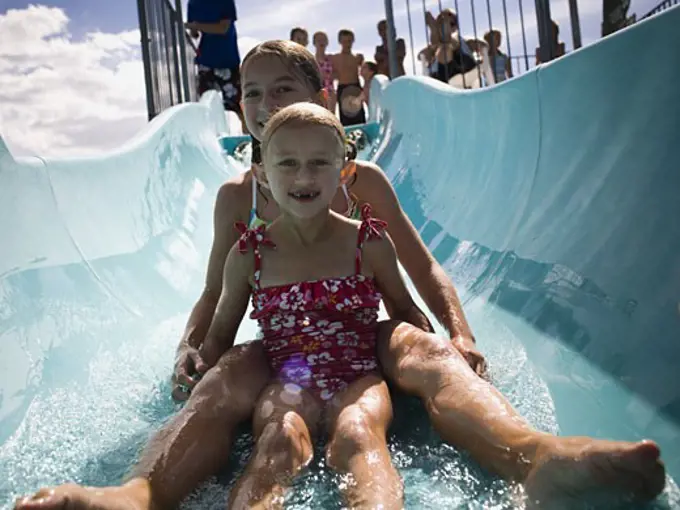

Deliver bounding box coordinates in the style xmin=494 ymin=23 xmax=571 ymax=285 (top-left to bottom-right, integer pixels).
xmin=641 ymin=0 xmax=679 ymax=19
xmin=398 ymin=0 xmax=580 ymax=87
xmin=400 ymin=0 xmax=673 ymax=89
xmin=137 ymin=0 xmax=197 ymax=120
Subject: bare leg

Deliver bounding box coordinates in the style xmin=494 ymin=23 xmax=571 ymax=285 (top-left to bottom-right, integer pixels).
xmin=227 ymin=383 xmax=321 ymax=510
xmin=325 ymin=374 xmax=403 ymax=510
xmin=14 ymin=342 xmax=271 ymax=510
xmin=377 ymin=321 xmax=666 ymax=507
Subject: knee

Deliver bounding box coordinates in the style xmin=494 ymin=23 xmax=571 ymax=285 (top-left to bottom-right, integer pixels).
xmin=256 ymin=414 xmax=313 ymax=470
xmin=386 ymin=327 xmax=464 ymax=393
xmin=189 ymin=342 xmax=269 ymax=419
xmin=326 ymin=413 xmax=382 ymax=471
xmin=402 ymin=329 xmax=458 ymax=370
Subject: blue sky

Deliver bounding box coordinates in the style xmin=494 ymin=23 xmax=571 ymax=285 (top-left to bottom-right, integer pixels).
xmin=0 ymin=0 xmax=664 ymax=156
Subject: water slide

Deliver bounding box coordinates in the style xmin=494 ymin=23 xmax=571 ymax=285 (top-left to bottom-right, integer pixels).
xmin=1 ymin=6 xmax=679 ymax=509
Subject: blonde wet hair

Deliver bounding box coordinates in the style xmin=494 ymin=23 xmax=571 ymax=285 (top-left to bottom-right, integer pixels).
xmin=261 ymin=103 xmax=346 ymax=158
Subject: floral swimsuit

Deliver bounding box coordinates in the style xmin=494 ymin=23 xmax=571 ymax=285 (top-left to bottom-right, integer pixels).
xmin=235 ymin=204 xmax=387 ymax=401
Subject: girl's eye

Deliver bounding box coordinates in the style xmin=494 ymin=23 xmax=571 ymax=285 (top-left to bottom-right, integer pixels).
xmin=243 ymin=90 xmax=260 ymax=99
xmin=311 ymin=159 xmax=330 ymax=166
xmin=278 ymin=159 xmax=297 ymax=167
xmin=275 ymin=86 xmax=294 ymax=94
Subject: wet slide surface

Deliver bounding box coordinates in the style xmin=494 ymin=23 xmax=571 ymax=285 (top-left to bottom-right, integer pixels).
xmin=1 ymin=6 xmax=679 ymax=509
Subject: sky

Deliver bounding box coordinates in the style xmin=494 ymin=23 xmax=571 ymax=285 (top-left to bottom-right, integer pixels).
xmin=0 ymin=0 xmax=663 ymax=158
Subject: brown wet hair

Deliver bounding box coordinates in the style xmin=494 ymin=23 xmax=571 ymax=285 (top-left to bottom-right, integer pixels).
xmin=242 ymin=40 xmax=323 ymax=96
xmin=338 ymin=29 xmax=355 ymax=42
xmin=290 ymin=27 xmax=308 ymax=41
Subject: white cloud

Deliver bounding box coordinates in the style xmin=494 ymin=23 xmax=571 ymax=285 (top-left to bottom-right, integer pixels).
xmin=0 ymin=5 xmax=146 ymax=158
xmin=237 ymin=36 xmax=261 ymax=58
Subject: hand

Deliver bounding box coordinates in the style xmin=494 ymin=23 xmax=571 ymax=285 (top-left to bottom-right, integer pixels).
xmin=185 ymin=22 xmax=199 ymax=36
xmin=171 ymin=344 xmax=209 ymax=401
xmin=452 ymin=335 xmax=487 ymax=377
xmin=425 ymin=11 xmax=436 ymax=26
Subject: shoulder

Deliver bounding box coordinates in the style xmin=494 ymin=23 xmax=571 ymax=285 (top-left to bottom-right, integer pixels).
xmin=350 ymin=160 xmax=406 ymax=223
xmin=352 ymin=160 xmax=393 ymax=195
xmin=215 ymin=172 xmax=251 ymax=220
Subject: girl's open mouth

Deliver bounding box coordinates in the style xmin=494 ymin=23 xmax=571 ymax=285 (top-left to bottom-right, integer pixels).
xmin=289 ymin=190 xmax=320 ymax=202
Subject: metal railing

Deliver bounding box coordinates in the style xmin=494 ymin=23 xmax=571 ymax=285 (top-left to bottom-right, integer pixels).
xmin=398 ymin=0 xmax=674 ymax=88
xmin=641 ymin=0 xmax=679 ymax=19
xmin=137 ymin=0 xmax=197 ymax=120
xmin=401 ymin=0 xmax=569 ymax=87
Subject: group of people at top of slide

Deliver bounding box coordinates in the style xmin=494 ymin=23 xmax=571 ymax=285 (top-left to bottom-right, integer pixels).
xmin=419 ymin=9 xmax=565 ymax=88
xmin=418 ymin=8 xmax=512 ymax=87
xmin=13 ymin=1 xmax=667 ymax=509
xmin=288 ymin=23 xmax=401 ymax=127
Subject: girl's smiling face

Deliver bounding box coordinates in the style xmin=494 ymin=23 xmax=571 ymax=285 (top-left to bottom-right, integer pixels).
xmin=262 ymin=122 xmax=345 ymax=220
xmin=241 ymin=55 xmax=322 ymax=141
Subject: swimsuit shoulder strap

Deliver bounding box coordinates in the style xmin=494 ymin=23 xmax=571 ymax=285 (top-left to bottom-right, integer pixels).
xmin=354 ymin=204 xmax=388 ymax=274
xmin=342 ymin=184 xmax=361 ymax=220
xmin=248 ymin=175 xmax=258 ymax=227
xmin=234 ymin=222 xmax=276 ymax=290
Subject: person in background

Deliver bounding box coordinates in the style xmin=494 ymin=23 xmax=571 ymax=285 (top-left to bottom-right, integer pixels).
xmin=465 ymin=37 xmax=487 ymax=63
xmin=360 ymin=61 xmax=378 ymax=106
xmin=344 ymin=60 xmax=379 ymax=117
xmin=332 ymin=29 xmax=365 ymax=126
xmin=483 ymin=30 xmax=513 ymax=83
xmin=374 ymin=20 xmax=406 ymax=78
xmin=535 ymin=19 xmax=566 ymax=64
xmin=290 ymin=27 xmax=309 ymax=48
xmin=186 ymin=0 xmax=244 ymax=131
xmin=313 ymin=31 xmax=337 ymax=114
xmin=421 ymin=8 xmax=476 ymax=84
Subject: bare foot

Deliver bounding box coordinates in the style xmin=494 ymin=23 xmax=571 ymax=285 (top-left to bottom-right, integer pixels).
xmin=14 ymin=479 xmax=151 ymax=510
xmin=524 ymin=438 xmax=666 ymax=508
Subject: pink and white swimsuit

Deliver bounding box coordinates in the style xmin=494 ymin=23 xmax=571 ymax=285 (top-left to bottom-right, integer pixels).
xmin=235 ymin=204 xmax=387 ymax=401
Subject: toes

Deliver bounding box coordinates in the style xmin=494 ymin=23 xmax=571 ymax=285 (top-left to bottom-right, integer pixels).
xmin=635 ymin=440 xmax=661 ymax=462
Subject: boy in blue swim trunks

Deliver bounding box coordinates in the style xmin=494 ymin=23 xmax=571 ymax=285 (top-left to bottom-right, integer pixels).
xmin=186 ymin=0 xmax=244 ymax=130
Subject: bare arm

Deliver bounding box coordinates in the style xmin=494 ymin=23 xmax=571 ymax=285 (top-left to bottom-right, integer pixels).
xmin=363 ymin=231 xmax=422 ymax=327
xmin=186 ymin=19 xmax=232 ymax=35
xmin=426 ymin=12 xmax=441 ymax=45
xmin=171 ymin=181 xmax=247 ymax=400
xmin=354 ymin=162 xmax=473 ymax=340
xmin=199 ymin=243 xmax=253 ymax=367
xmin=396 ymin=39 xmax=406 ymax=60
xmin=178 ymin=183 xmax=242 ymax=350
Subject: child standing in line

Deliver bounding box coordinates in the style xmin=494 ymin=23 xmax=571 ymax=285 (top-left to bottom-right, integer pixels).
xmin=332 ymin=29 xmax=366 ymax=126
xmin=484 ymin=29 xmax=513 ymax=83
xmin=360 ymin=60 xmax=378 ymax=106
xmin=290 ymin=26 xmax=309 ymax=48
xmin=313 ymin=31 xmax=337 ymax=114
